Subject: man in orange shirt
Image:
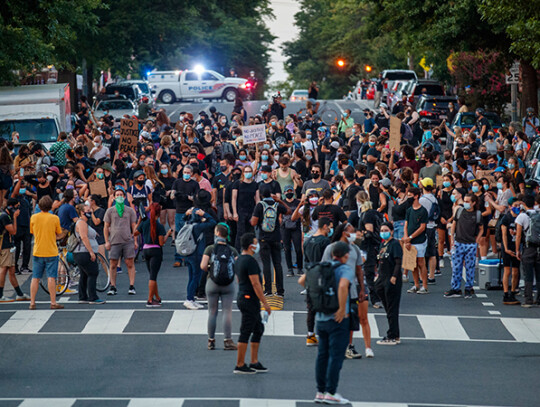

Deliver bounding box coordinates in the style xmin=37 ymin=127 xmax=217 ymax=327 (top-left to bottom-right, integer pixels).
xmin=29 ymin=196 xmax=64 ymax=310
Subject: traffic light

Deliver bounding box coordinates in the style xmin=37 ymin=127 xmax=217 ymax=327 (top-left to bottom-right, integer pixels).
xmin=336 ymin=59 xmax=345 ymax=68
xmin=365 ymin=65 xmax=372 ymax=73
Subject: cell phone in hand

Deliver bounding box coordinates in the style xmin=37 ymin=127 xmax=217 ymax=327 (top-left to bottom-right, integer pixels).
xmin=20 ymin=168 xmax=24 ymax=176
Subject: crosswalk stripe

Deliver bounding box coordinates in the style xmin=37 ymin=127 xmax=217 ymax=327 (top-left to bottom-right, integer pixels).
xmin=127 ymin=398 xmax=185 ymax=407
xmin=501 ymin=318 xmax=540 ymax=343
xmin=266 ymin=311 xmax=294 ymax=336
xmin=18 ymin=399 xmax=76 ymax=407
xmin=240 ymin=399 xmax=295 ymax=407
xmin=82 ymin=310 xmax=134 ymax=334
xmin=0 ymin=310 xmax=54 ymax=334
xmin=417 ymin=315 xmax=469 ymax=341
xmin=165 ymin=310 xmax=206 ymax=334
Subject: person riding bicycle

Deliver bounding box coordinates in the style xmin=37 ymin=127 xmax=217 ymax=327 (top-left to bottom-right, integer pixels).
xmin=128 ymin=170 xmax=152 ymax=221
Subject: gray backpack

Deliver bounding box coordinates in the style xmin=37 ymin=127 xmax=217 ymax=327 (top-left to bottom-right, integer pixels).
xmin=175 ymin=222 xmax=202 ymax=256
xmin=525 ymin=211 xmax=540 ymax=246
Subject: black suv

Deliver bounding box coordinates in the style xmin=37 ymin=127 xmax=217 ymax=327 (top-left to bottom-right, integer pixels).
xmin=408 ymin=79 xmax=445 ymax=105
xmin=416 ymin=95 xmax=458 ymax=126
xmin=105 ymin=84 xmax=143 ymax=103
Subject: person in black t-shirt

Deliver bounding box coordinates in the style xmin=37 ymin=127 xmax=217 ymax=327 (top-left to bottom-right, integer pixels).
xmin=281 ymin=186 xmax=302 ymax=277
xmin=234 ymin=233 xmax=271 ymax=375
xmin=374 ymin=222 xmax=403 ymax=345
xmin=469 ymin=108 xmax=491 ymax=141
xmin=250 ymin=189 xmax=290 ymax=296
xmin=258 ymin=165 xmax=282 ymax=199
xmin=212 ymin=158 xmax=232 ymax=221
xmin=232 ymin=166 xmax=259 ymax=249
xmin=312 ymin=189 xmax=347 ymax=229
xmin=500 ymin=197 xmax=521 ymax=304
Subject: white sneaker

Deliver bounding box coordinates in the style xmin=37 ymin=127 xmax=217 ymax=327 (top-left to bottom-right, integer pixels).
xmin=365 ymin=348 xmax=374 ymax=358
xmin=0 ymin=296 xmax=14 ymax=303
xmin=439 ymin=259 xmax=444 ymax=269
xmin=16 ymin=294 xmax=30 ymax=301
xmin=402 ymin=274 xmax=408 ymax=283
xmin=418 ymin=287 xmax=429 ymax=294
xmin=193 ymin=301 xmax=204 ymax=309
xmin=183 ymin=300 xmax=198 ymax=310
xmin=300 ymin=289 xmax=307 ymax=295
xmin=324 ymin=393 xmax=349 ymax=405
xmin=443 ymin=251 xmax=451 ymax=258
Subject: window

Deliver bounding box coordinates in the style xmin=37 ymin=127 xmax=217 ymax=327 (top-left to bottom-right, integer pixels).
xmin=185 ymin=72 xmax=199 ymax=81
xmin=201 ymin=72 xmax=218 ymax=81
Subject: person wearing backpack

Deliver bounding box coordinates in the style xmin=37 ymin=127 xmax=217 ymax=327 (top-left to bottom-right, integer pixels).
xmin=444 ymin=194 xmax=483 ymax=298
xmin=418 ymin=177 xmax=440 ymax=282
xmin=515 ymin=195 xmax=540 ymax=307
xmin=200 ymin=224 xmax=239 ymax=350
xmin=303 ymin=240 xmax=355 ymax=405
xmin=250 ymin=189 xmax=290 ymax=297
xmin=281 ymin=186 xmax=302 ymax=277
xmin=349 ymin=191 xmax=382 ymax=309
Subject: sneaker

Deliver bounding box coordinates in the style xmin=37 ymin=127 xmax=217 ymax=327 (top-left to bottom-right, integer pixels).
xmin=146 ymin=300 xmax=161 ymax=308
xmin=208 ymin=339 xmax=215 ymax=350
xmin=286 ymin=269 xmax=295 ymax=277
xmin=224 ymin=339 xmax=237 ymax=350
xmin=438 ymin=259 xmax=444 ymax=268
xmin=417 ymin=287 xmax=429 ymax=294
xmin=275 ymin=293 xmax=284 ymax=299
xmin=296 ymin=269 xmax=304 ymax=276
xmin=427 ymin=278 xmax=436 ymax=285
xmin=20 ymin=267 xmax=32 ymax=274
xmin=503 ymin=293 xmax=520 ymax=305
xmin=365 ymin=348 xmax=375 ymax=358
xmin=107 ymin=286 xmax=117 ymax=296
xmin=15 ymin=294 xmax=30 ymax=301
xmin=443 ymin=251 xmax=451 ymax=258
xmin=173 ymin=262 xmax=181 ymax=268
xmin=233 ymin=364 xmax=256 ymax=374
xmin=116 ymin=266 xmax=123 ymax=274
xmin=194 ymin=295 xmax=206 ymax=301
xmin=402 ymin=274 xmax=409 ymax=282
xmin=300 ymin=289 xmax=307 ymax=295
xmin=464 ymin=288 xmax=474 ymax=298
xmin=444 ymin=289 xmax=462 ymax=298
xmin=192 ymin=301 xmax=204 ymax=309
xmin=395 ymin=338 xmax=401 ymax=344
xmin=128 ymin=287 xmax=136 ymax=295
xmin=324 ymin=393 xmax=349 ymax=405
xmin=377 ymin=337 xmax=397 ymax=345
xmin=90 ymin=299 xmax=106 ymax=305
xmin=522 ymin=302 xmax=535 ymax=308
xmin=372 ymin=301 xmax=383 ymax=309
xmin=78 ymin=299 xmax=90 ymax=304
xmin=434 ymin=269 xmax=442 ymax=276
xmin=263 ymin=291 xmax=273 ymax=297
xmin=306 ymin=335 xmax=319 ymax=347
xmin=345 ymin=344 xmax=362 ymax=359
xmin=64 ymin=288 xmax=78 ymax=295
xmin=314 ymin=392 xmax=325 ymax=403
xmin=249 ymin=362 xmax=268 ymax=373
xmin=183 ymin=300 xmax=199 ymax=310
xmin=407 ymin=286 xmax=419 ymax=294
xmin=0 ymin=296 xmax=14 ymax=303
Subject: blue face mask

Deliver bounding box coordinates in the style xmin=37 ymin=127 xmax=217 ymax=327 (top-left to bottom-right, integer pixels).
xmin=328 ymin=228 xmax=334 ymax=237
xmin=488 ymin=163 xmax=496 ymax=169
xmin=261 ymin=155 xmax=268 ymax=161
xmin=271 ymin=121 xmax=276 ymax=126
xmin=244 ymin=172 xmax=253 ymax=179
xmin=369 ymin=141 xmax=375 ymax=147
xmin=463 ymin=202 xmax=471 ymax=210
xmin=380 ymin=231 xmax=391 ymax=240
xmin=261 ymin=173 xmax=268 ymax=181
xmin=19 ymin=188 xmax=26 ymax=195
xmin=511 ymin=207 xmax=520 ymax=215
xmin=239 ymin=155 xmax=247 ymax=161
xmin=508 ymin=163 xmax=515 ymax=169
xmin=183 ymin=174 xmax=191 ymax=181
xmin=450 ymin=195 xmax=457 ymax=203
xmin=160 ymin=169 xmax=168 ymax=175
xmin=472 ymin=186 xmax=479 ymax=193
xmin=497 ymin=182 xmax=503 ymax=190
xmin=443 ymin=181 xmax=451 ymax=188
xmin=483 ymin=184 xmax=490 ymax=191
xmin=263 ymin=144 xmax=270 ymax=150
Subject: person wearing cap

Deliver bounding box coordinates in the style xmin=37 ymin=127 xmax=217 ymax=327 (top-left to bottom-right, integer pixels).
xmin=522 ymin=107 xmax=540 ymax=139
xmin=281 ymin=185 xmax=302 ymax=277
xmin=258 ymin=165 xmax=281 ymax=199
xmin=499 ymin=197 xmax=522 ymax=305
xmin=138 ymin=96 xmax=152 ymax=120
xmin=469 ymin=108 xmax=491 ymax=141
xmin=104 ymin=187 xmax=138 ymax=296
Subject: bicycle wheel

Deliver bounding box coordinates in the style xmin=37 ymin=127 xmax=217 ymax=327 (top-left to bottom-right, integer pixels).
xmin=134 ymin=234 xmax=144 ymax=262
xmin=40 ymin=257 xmax=70 ymax=296
xmin=96 ymin=253 xmax=110 ymax=292
xmin=319 ymin=108 xmax=340 ymax=125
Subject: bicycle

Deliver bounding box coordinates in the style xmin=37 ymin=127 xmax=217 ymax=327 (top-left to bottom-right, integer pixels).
xmin=297 ymin=100 xmax=339 ymax=125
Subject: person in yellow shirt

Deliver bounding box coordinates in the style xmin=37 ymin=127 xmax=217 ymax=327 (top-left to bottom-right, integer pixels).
xmin=29 ymin=196 xmax=64 ymax=310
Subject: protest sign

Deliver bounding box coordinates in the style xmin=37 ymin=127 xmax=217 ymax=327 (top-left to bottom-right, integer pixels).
xmin=389 ymin=116 xmax=401 ymax=151
xmin=119 ymin=118 xmax=139 ymax=154
xmin=89 ymin=179 xmax=107 ymax=197
xmin=242 ymin=124 xmax=266 ymax=145
xmin=402 ymin=245 xmax=418 ymax=271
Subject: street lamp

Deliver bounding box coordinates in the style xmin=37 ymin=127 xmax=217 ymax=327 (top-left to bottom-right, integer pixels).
xmin=336 ymin=59 xmax=345 ymax=68
xmin=365 ymin=65 xmax=372 ymax=73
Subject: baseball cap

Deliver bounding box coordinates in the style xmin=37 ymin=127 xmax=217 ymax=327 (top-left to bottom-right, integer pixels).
xmin=381 ymin=178 xmax=392 ymax=188
xmin=330 ymin=141 xmax=340 ymax=149
xmin=420 ymin=177 xmax=434 ymax=188
xmin=317 ymin=127 xmax=326 ymax=133
xmin=508 ymin=196 xmax=518 ymax=205
xmin=492 ymin=166 xmax=506 ymax=173
xmin=307 ymin=189 xmax=319 ymax=197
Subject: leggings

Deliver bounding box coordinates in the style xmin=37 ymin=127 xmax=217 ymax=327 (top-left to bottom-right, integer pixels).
xmin=73 ymin=252 xmax=99 ymax=302
xmin=205 ymin=278 xmax=237 ymax=339
xmin=144 ymin=247 xmax=162 ymax=281
xmin=235 ymin=209 xmax=254 ymax=250
xmin=282 ymin=227 xmax=303 ymax=270
xmin=237 ymin=295 xmax=264 ymax=343
xmin=451 ymin=242 xmax=477 ymax=290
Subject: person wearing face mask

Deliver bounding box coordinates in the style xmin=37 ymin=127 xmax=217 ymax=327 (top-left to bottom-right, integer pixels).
xmin=301 ymin=217 xmax=333 ymax=345
xmin=89 ymin=135 xmax=110 ymax=161
xmin=128 ymin=170 xmax=153 ymax=218
xmin=506 ymin=156 xmax=525 ymax=195
xmin=301 ymin=164 xmax=330 ymax=197
xmin=292 ymin=189 xmax=321 ymax=238
xmin=321 ymin=223 xmax=372 ymax=360
xmin=232 ymin=166 xmax=260 ymax=250
xmin=24 ymin=170 xmax=56 ymax=202
xmin=522 ymin=107 xmax=540 ymax=139
xmin=280 ymin=186 xmax=302 ymax=278
xmin=436 ymin=174 xmax=455 ymax=266
xmin=48 ymin=132 xmax=71 ymax=172
xmin=235 ymin=149 xmax=251 ymax=168
xmin=211 ymin=158 xmax=232 ymax=221
xmin=499 ymin=197 xmax=522 ymax=305
xmin=471 ymin=179 xmax=492 ymax=259
xmin=9 ymin=177 xmax=33 ymax=275
xmin=233 ymin=233 xmax=272 ymax=374
xmin=257 ymin=165 xmax=281 ymax=199
xmin=57 ymin=189 xmax=79 ymax=245
xmin=338 ymin=109 xmax=354 ymax=138
xmin=200 ymin=224 xmax=239 ymax=350
xmin=73 ymin=204 xmax=105 ymax=305
xmin=374 ymin=222 xmax=403 ymax=345
xmin=484 ymin=132 xmax=499 ymax=155
xmin=157 ymin=164 xmax=176 ymax=235
xmin=445 ymin=194 xmax=483 ymax=299
xmin=312 ymin=189 xmax=347 ymax=231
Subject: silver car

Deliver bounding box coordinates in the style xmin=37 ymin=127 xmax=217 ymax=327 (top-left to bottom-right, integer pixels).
xmin=95 ymin=99 xmax=138 ymax=119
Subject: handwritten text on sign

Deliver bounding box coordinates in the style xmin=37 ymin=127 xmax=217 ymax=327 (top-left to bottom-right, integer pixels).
xmin=119 ymin=118 xmax=139 ymax=154
xmin=242 ymin=124 xmax=266 ymax=145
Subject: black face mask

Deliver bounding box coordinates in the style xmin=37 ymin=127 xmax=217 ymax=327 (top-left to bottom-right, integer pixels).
xmin=145 ymin=150 xmax=153 ymax=155
xmin=220 ymin=166 xmax=228 ymax=173
xmin=232 ymin=173 xmax=241 ymax=181
xmin=285 ymin=192 xmax=294 ymax=199
xmin=182 ymin=152 xmax=190 ymax=157
xmin=135 ymin=179 xmax=145 ymax=186
xmin=311 ymin=172 xmax=320 ymax=179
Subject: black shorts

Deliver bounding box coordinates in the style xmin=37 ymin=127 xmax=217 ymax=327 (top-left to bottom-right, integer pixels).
xmin=502 ymin=251 xmax=520 ymax=268
xmin=425 ymin=228 xmax=437 ymax=258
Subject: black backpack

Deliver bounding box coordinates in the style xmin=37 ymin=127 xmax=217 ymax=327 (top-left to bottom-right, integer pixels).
xmin=209 ymin=244 xmax=236 ymax=286
xmin=305 ymin=261 xmax=341 ymax=314
xmin=425 ymin=195 xmax=441 ymax=222
xmin=359 ymin=209 xmax=383 ymax=245
xmin=494 ymin=213 xmax=507 ymax=244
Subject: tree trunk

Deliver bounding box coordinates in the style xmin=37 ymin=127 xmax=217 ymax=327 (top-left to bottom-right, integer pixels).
xmin=57 ymin=69 xmax=78 ymax=113
xmin=520 ymin=60 xmax=538 ymax=117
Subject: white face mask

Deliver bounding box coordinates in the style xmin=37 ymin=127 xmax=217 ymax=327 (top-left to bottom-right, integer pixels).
xmin=251 ymin=243 xmax=260 ymax=254
xmin=46 ymin=175 xmax=53 ymax=182
xmin=347 ymin=234 xmax=356 ymax=244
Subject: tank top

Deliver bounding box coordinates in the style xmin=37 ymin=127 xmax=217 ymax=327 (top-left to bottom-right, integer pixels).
xmin=74 ymin=220 xmax=99 ymax=253
xmin=276 ymin=168 xmax=294 ymax=193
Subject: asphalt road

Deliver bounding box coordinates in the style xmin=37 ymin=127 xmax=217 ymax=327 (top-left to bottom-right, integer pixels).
xmin=1 ymin=242 xmax=539 ymax=407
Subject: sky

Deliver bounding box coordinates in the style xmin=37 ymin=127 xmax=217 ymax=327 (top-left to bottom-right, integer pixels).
xmin=266 ymin=0 xmax=300 ymax=84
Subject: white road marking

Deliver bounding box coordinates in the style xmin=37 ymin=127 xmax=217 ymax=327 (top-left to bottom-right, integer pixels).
xmin=0 ymin=310 xmax=54 ymax=334
xmin=19 ymin=399 xmax=76 ymax=407
xmin=501 ymin=318 xmax=540 ymax=343
xmin=475 ymin=293 xmax=488 ymax=298
xmin=165 ymin=310 xmax=206 ymax=334
xmin=240 ymin=399 xmax=296 ymax=407
xmin=417 ymin=315 xmax=469 ymax=341
xmin=128 ymin=399 xmax=185 ymax=407
xmin=488 ymin=311 xmax=501 ymax=315
xmin=82 ymin=310 xmax=133 ymax=334
xmin=267 ymin=310 xmax=294 ymax=336
xmin=482 ymin=302 xmax=495 ymax=307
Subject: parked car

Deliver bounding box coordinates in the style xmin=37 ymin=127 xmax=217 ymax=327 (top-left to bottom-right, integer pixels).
xmin=387 ymin=80 xmax=415 ymax=110
xmin=525 ymin=140 xmax=540 ymax=178
xmin=407 ymin=79 xmax=445 ymax=105
xmin=117 ymin=79 xmax=154 ymax=104
xmin=416 ymin=95 xmax=458 ymax=126
xmin=289 ymin=89 xmax=308 ymax=102
xmin=95 ymin=99 xmax=138 ymax=119
xmin=451 ymin=112 xmax=503 ymax=133
xmin=105 ymin=84 xmax=144 ymax=104
xmin=381 ymin=70 xmax=418 ymax=103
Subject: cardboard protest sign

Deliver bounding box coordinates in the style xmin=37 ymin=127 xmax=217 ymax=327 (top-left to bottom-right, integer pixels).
xmin=242 ymin=124 xmax=266 ymax=145
xmin=389 ymin=116 xmax=401 ymax=151
xmin=345 ymin=128 xmax=353 ymax=139
xmin=436 ymin=175 xmax=443 ymax=188
xmin=119 ymin=118 xmax=139 ymax=154
xmin=89 ymin=179 xmax=107 ymax=197
xmin=402 ymin=244 xmax=418 ymax=271
xmin=475 ymin=170 xmax=495 ymax=186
